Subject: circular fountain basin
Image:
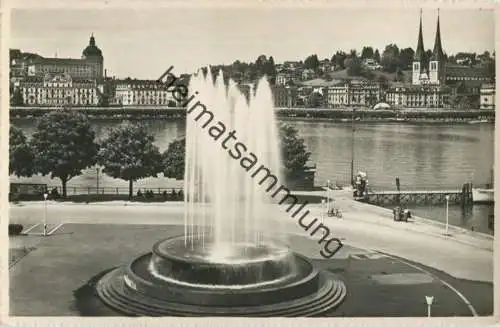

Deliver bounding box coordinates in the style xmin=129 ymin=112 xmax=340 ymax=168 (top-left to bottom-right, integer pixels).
xmin=149 ymin=236 xmax=296 ymax=286
xmin=96 ymin=235 xmax=347 ymax=316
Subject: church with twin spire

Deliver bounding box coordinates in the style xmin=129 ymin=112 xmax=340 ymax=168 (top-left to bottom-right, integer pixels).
xmin=412 ymin=10 xmax=445 ymax=85
xmin=385 ymin=10 xmax=492 ymax=109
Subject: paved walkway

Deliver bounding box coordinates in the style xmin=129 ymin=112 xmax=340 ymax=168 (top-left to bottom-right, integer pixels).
xmin=9 ymin=190 xmax=494 ymax=283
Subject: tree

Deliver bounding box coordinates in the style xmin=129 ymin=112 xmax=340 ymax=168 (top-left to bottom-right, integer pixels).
xmin=163 ymin=138 xmax=185 ymax=180
xmin=279 ymin=124 xmax=311 ymax=174
xmin=158 ymin=125 xmax=311 ymax=179
xmin=374 ymin=49 xmax=381 ymax=63
xmin=263 ymin=56 xmax=277 ymax=84
xmin=10 ymin=126 xmax=35 ymax=177
xmin=485 ymin=59 xmax=495 ymax=80
xmin=31 ymin=110 xmax=99 ymax=197
xmin=381 ymin=44 xmax=400 ymax=73
xmin=331 ymin=51 xmax=347 ymax=69
xmin=306 ymin=92 xmax=323 ymax=108
xmin=11 ymin=87 xmax=24 ymax=106
xmin=398 ymin=47 xmax=415 ymax=70
xmin=395 ymin=67 xmax=405 ymax=82
xmin=98 ymin=122 xmax=162 ymax=198
xmin=361 ymin=46 xmax=374 ymax=60
xmin=344 ymin=57 xmax=364 ymax=76
xmin=304 ymin=54 xmax=320 ymax=70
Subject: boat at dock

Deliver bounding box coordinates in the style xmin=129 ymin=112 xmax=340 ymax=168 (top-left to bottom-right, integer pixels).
xmin=468 ymin=119 xmax=489 ymax=125
xmin=472 ymin=188 xmax=494 ymax=204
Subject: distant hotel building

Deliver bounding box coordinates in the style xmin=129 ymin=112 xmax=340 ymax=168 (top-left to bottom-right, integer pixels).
xmin=327 ymin=81 xmax=382 ymax=108
xmin=17 ymin=74 xmax=102 ymax=106
xmin=11 ymin=34 xmax=105 ymax=106
xmin=385 ymin=84 xmax=448 ymax=108
xmin=114 ymin=79 xmax=179 ymax=106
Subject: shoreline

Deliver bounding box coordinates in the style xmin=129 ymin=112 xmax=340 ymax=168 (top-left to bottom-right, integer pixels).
xmin=10 ymin=115 xmax=495 ymax=125
xmin=10 ymin=107 xmax=495 ymax=124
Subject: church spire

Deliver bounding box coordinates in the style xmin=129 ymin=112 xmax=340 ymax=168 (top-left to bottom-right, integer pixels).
xmin=414 ymin=9 xmax=426 ymax=62
xmin=431 ymin=9 xmax=444 ymax=61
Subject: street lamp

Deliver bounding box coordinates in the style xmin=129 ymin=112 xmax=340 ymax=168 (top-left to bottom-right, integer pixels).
xmin=350 ymin=108 xmax=355 ymax=186
xmin=425 ymin=296 xmax=434 ymax=317
xmin=445 ymin=195 xmax=450 ymax=236
xmin=43 ymin=193 xmax=48 ymax=236
xmin=321 ymin=199 xmax=326 ymax=222
xmin=96 ymin=167 xmax=100 ymax=195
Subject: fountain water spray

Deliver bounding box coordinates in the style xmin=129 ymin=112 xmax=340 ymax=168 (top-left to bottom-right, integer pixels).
xmin=183 ymin=69 xmax=286 ymax=262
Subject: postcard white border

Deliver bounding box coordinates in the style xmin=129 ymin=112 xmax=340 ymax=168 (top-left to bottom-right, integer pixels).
xmin=1 ymin=0 xmax=498 ymax=326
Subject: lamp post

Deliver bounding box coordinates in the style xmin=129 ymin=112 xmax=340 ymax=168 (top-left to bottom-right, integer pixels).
xmin=425 ymin=296 xmax=434 ymax=317
xmin=350 ymin=108 xmax=355 ymax=186
xmin=43 ymin=193 xmax=48 ymax=236
xmin=326 ymin=180 xmax=331 ymax=212
xmin=445 ymin=195 xmax=450 ymax=236
xmin=96 ymin=167 xmax=100 ymax=195
xmin=321 ymin=199 xmax=326 ymax=222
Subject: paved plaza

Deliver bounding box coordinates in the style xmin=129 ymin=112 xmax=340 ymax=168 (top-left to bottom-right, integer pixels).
xmin=8 ymin=198 xmax=494 ymax=317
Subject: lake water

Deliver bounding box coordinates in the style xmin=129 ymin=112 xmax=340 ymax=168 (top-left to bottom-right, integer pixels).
xmin=10 ymin=118 xmax=495 ymax=234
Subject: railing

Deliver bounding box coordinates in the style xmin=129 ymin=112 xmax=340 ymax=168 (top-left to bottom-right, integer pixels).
xmin=10 ymin=185 xmax=185 ymax=202
xmin=46 ymin=186 xmax=183 ymax=196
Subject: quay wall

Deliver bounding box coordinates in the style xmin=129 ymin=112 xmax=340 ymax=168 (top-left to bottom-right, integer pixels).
xmin=10 ymin=106 xmax=496 ymax=121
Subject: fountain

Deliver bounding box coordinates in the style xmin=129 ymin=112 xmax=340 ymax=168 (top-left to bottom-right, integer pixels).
xmin=96 ymin=69 xmax=347 ymax=316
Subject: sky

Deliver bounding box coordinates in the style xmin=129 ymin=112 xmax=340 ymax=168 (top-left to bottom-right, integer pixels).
xmin=10 ymin=7 xmax=495 ymax=79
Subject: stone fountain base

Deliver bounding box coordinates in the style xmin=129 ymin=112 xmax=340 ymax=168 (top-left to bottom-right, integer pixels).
xmin=96 ymin=235 xmax=347 ymax=316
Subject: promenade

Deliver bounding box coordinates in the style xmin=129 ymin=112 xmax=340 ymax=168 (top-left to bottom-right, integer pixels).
xmin=9 ymin=188 xmax=493 ymax=283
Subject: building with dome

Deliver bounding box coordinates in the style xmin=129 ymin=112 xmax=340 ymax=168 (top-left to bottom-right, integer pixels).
xmin=24 ymin=34 xmax=104 ymax=80
xmin=11 ymin=34 xmax=106 ymax=106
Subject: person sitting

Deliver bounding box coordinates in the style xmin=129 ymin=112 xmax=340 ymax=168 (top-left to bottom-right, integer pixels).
xmin=137 ymin=189 xmax=143 ymax=197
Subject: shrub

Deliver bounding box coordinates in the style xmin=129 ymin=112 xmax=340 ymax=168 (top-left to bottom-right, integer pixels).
xmin=9 ymin=224 xmax=24 ymax=236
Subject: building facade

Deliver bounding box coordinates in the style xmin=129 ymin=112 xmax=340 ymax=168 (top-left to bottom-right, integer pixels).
xmin=480 ymin=84 xmax=495 ymax=110
xmin=25 ymin=35 xmax=104 ymax=80
xmin=114 ymin=79 xmax=178 ymax=106
xmin=17 ymin=73 xmax=102 ymax=106
xmin=385 ymin=84 xmax=450 ymax=108
xmin=327 ymin=81 xmax=382 ymax=108
xmin=273 ymin=85 xmax=298 ymax=108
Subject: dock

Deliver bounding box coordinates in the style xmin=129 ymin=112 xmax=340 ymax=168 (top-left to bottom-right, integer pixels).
xmin=360 ymin=183 xmax=474 ymax=206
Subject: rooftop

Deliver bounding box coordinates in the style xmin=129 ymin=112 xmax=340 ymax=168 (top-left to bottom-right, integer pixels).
xmin=445 ymin=64 xmax=490 ymax=79
xmin=301 ymin=78 xmax=344 ymax=87
xmin=31 ymin=57 xmax=88 ymax=65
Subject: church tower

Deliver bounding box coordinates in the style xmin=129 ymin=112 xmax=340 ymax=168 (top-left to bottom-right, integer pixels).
xmin=428 ymin=10 xmax=445 ymax=85
xmin=82 ymin=33 xmax=104 ymax=79
xmin=412 ymin=10 xmax=427 ymax=85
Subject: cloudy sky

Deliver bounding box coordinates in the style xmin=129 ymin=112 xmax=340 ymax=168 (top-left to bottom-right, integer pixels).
xmin=10 ymin=7 xmax=494 ymax=79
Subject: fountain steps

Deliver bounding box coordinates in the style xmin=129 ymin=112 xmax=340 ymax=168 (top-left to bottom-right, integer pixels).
xmin=96 ymin=268 xmax=347 ymax=317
